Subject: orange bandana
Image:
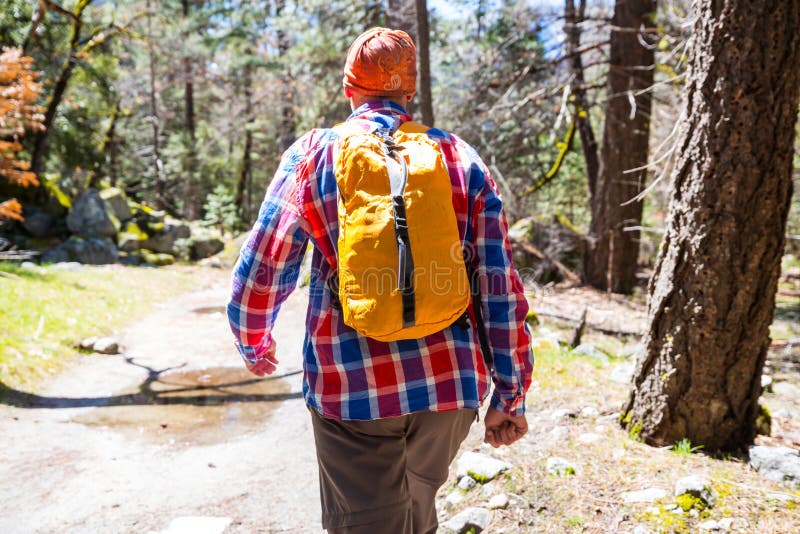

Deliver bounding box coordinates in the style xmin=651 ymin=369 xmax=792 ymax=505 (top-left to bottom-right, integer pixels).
xmin=343 ymin=27 xmax=417 ymax=97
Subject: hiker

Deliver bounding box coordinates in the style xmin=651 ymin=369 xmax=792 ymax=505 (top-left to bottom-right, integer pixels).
xmin=226 ymin=27 xmax=534 ymax=534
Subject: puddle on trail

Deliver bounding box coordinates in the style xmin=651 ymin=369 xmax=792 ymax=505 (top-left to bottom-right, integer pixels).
xmin=72 ymin=367 xmax=292 ymax=447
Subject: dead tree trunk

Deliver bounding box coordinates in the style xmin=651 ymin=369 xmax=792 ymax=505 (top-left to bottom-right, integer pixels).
xmin=414 ymin=0 xmax=434 ymax=126
xmin=584 ymin=0 xmax=656 ymax=294
xmin=623 ymin=0 xmax=800 ymax=452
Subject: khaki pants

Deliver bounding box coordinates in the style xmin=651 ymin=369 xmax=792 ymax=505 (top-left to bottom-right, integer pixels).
xmin=308 ymin=406 xmax=477 ymax=534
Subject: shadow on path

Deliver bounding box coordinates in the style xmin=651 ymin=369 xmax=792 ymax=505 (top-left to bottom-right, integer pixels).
xmin=0 ymin=357 xmax=302 ymax=409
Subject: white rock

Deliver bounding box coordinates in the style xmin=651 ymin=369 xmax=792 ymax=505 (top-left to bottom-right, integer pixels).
xmin=674 ymin=475 xmax=716 ymax=507
xmin=598 ymin=412 xmax=621 ymax=424
xmin=456 ymin=451 xmax=511 ymax=483
xmin=761 ymin=374 xmax=773 ymax=391
xmin=698 ymin=519 xmax=719 ymax=530
xmin=480 ymin=483 xmax=496 ymax=498
xmin=749 ymin=445 xmax=800 ymax=489
xmin=151 ymin=517 xmax=232 ymax=534
xmin=549 ymin=426 xmax=569 ymax=441
xmin=580 ymin=406 xmax=600 ymax=418
xmin=440 ymin=507 xmax=490 ymax=534
xmin=576 ymin=432 xmax=602 ymax=444
xmin=621 ymin=488 xmax=667 ymax=504
xmin=458 ymin=476 xmax=477 ymax=491
xmin=546 ymin=456 xmax=576 ymax=476
xmin=93 ymin=337 xmax=120 ymax=354
xmin=79 ymin=336 xmax=98 ymax=349
xmin=773 ymin=382 xmax=800 ymax=399
xmin=632 ymin=525 xmax=652 ymax=534
xmin=610 ymin=363 xmax=635 ymax=384
xmin=549 ymin=408 xmax=575 ymax=421
xmin=717 ymin=517 xmax=734 ymax=530
xmin=444 ymin=491 xmax=464 ymax=508
xmin=488 ymin=493 xmax=509 ymax=510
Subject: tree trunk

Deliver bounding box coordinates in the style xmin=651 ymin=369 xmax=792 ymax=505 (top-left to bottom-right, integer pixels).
xmin=146 ymin=0 xmax=167 ymax=211
xmin=182 ymin=0 xmax=200 ymax=220
xmin=414 ymin=0 xmax=434 ymax=126
xmin=623 ymin=0 xmax=800 ymax=452
xmin=564 ymin=0 xmax=599 ymax=200
xmin=235 ymin=58 xmax=254 ymax=223
xmin=584 ymin=0 xmax=656 ymax=294
xmin=275 ymin=0 xmax=295 ymax=152
xmin=386 ymin=0 xmax=417 ymax=117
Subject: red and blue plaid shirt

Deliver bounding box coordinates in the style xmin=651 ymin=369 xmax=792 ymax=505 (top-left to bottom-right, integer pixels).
xmin=227 ymin=100 xmax=534 ymax=420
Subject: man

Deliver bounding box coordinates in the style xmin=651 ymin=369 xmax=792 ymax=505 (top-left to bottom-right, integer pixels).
xmin=227 ymin=27 xmax=534 ymax=534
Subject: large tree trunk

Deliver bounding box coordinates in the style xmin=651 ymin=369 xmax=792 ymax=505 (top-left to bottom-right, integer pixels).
xmin=564 ymin=0 xmax=599 ymax=200
xmin=414 ymin=0 xmax=434 ymax=127
xmin=386 ymin=0 xmax=417 ymax=117
xmin=146 ymin=0 xmax=167 ymax=211
xmin=623 ymin=0 xmax=800 ymax=452
xmin=275 ymin=0 xmax=295 ymax=152
xmin=584 ymin=0 xmax=656 ymax=294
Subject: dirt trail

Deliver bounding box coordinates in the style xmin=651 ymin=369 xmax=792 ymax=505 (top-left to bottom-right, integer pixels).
xmin=0 ymin=267 xmax=322 ymax=533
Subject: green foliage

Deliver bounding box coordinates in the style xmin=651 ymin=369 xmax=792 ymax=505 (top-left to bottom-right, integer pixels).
xmin=672 ymin=438 xmax=704 ymax=456
xmin=203 ymin=184 xmax=240 ymax=235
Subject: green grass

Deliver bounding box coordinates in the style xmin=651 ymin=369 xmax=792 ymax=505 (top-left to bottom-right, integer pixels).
xmin=672 ymin=438 xmax=704 ymax=456
xmin=0 ymin=262 xmax=198 ymax=388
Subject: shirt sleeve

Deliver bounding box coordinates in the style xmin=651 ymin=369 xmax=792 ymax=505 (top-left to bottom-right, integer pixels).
xmin=225 ymin=134 xmax=314 ymax=365
xmin=458 ymin=137 xmax=535 ymax=416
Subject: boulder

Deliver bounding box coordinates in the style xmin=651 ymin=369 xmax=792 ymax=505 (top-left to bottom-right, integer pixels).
xmin=99 ymin=187 xmax=132 ymax=222
xmin=749 ymin=446 xmax=800 ymax=489
xmin=41 ymin=236 xmax=118 ymax=265
xmin=21 ymin=209 xmax=54 ymax=237
xmin=508 ymin=214 xmax=585 ymax=282
xmin=141 ymin=219 xmax=191 ymax=254
xmin=141 ymin=249 xmax=175 ymax=266
xmin=66 ymin=189 xmax=119 ymax=237
xmin=190 ymin=235 xmax=225 ymax=260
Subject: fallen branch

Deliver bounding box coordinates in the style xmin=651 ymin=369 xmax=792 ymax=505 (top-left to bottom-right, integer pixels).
xmin=509 ymin=236 xmax=581 ymax=284
xmin=534 ymin=308 xmax=643 ymax=337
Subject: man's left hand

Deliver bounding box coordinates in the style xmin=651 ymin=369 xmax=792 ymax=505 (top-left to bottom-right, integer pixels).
xmin=245 ymin=339 xmax=279 ymax=377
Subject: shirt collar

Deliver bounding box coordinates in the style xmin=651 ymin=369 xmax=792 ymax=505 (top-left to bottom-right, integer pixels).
xmin=346 ymin=100 xmax=413 ymax=131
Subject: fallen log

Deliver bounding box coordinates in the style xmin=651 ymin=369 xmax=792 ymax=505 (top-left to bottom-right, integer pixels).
xmin=509 ymin=236 xmax=581 ymax=284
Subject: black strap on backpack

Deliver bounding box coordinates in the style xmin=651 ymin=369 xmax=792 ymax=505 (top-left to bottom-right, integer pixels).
xmin=460 ymin=244 xmax=494 ymax=372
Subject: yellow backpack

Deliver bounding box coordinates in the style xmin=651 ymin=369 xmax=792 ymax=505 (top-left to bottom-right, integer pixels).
xmin=331 ymin=121 xmax=471 ymax=342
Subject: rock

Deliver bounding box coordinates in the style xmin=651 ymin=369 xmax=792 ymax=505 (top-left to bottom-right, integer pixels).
xmin=576 ymin=433 xmax=602 ymax=444
xmin=93 ymin=337 xmax=120 ymax=354
xmin=632 ymin=526 xmax=653 ymax=534
xmin=612 ymin=449 xmax=626 ymax=460
xmin=717 ymin=518 xmax=734 ymax=530
xmin=674 ymin=475 xmax=716 ymax=507
xmin=580 ymin=406 xmax=599 ymax=418
xmin=749 ymin=446 xmax=800 ymax=489
xmin=546 ymin=457 xmax=576 ymax=476
xmin=508 ymin=215 xmax=585 ymax=283
xmin=444 ymin=491 xmax=464 ymax=508
xmin=21 ymin=209 xmax=54 ymax=237
xmin=458 ymin=476 xmax=477 ymax=491
xmin=698 ymin=519 xmax=719 ymax=530
xmin=141 ymin=249 xmax=175 ymax=266
xmin=573 ymin=343 xmax=610 ymax=364
xmin=548 ymin=408 xmax=577 ymax=421
xmin=774 ymin=409 xmax=795 ymax=419
xmin=549 ymin=426 xmax=569 ymax=441
xmin=440 ymin=507 xmax=490 ymax=534
xmin=456 ymin=452 xmax=511 ymax=483
xmin=66 ymin=188 xmax=119 ymax=237
xmin=79 ymin=336 xmax=98 ymax=350
xmin=610 ymin=363 xmax=635 ymax=384
xmin=141 ymin=219 xmax=191 ymax=255
xmin=761 ymin=374 xmax=774 ymax=393
xmin=99 ymin=187 xmax=132 ymax=223
xmin=190 ymin=235 xmax=224 ymax=260
xmin=773 ymin=382 xmax=800 ymax=399
xmin=488 ymin=493 xmax=509 ymax=510
xmin=480 ymin=483 xmax=496 ymax=498
xmin=621 ymin=488 xmax=667 ymax=504
xmin=20 ymin=261 xmax=43 ymax=272
xmin=41 ymin=236 xmax=118 ymax=265
xmin=48 ymin=261 xmax=83 ymax=271
xmin=129 ymin=201 xmax=165 ymax=224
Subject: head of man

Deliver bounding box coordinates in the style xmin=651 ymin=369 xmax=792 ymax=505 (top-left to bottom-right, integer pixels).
xmin=342 ymin=27 xmax=417 ymax=111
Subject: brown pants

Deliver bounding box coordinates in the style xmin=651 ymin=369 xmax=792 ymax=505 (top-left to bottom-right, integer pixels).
xmin=308 ymin=406 xmax=477 ymax=534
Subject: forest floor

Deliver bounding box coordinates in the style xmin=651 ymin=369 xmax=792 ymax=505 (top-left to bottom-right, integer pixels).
xmin=0 ymin=260 xmax=798 ymax=533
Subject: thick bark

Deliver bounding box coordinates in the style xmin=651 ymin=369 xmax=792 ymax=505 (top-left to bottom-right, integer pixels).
xmin=584 ymin=0 xmax=656 ymax=293
xmin=624 ymin=0 xmax=800 ymax=451
xmin=414 ymin=0 xmax=434 ymax=127
xmin=564 ymin=0 xmax=599 ymax=199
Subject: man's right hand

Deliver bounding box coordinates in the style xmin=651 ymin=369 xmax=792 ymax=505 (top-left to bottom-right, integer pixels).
xmin=483 ymin=407 xmax=528 ymax=447
xmin=244 ymin=338 xmax=279 ymax=377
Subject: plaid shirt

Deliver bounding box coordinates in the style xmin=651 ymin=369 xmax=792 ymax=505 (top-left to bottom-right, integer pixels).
xmin=226 ymin=100 xmax=533 ymax=420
